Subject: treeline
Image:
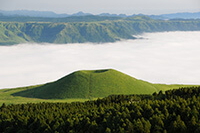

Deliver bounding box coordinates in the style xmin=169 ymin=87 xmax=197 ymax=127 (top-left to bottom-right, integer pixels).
xmin=1 ymin=16 xmax=200 ymax=45
xmin=0 ymin=86 xmax=200 ymax=133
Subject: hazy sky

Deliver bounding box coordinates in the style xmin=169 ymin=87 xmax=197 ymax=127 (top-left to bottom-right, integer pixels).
xmin=0 ymin=0 xmax=199 ymax=15
xmin=0 ymin=31 xmax=200 ymax=89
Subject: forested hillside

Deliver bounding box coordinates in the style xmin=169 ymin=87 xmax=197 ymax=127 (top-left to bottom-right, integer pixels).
xmin=1 ymin=86 xmax=200 ymax=132
xmin=1 ymin=16 xmax=200 ymax=45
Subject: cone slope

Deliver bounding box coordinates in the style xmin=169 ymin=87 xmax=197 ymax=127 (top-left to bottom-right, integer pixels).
xmin=13 ymin=69 xmax=158 ymax=99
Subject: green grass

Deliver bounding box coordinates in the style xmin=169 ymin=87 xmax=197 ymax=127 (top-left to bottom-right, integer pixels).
xmin=0 ymin=69 xmax=199 ymax=105
xmin=152 ymin=84 xmax=199 ymax=91
xmin=11 ymin=69 xmax=156 ymax=99
xmin=10 ymin=69 xmax=199 ymax=101
xmin=0 ymin=86 xmax=90 ymax=105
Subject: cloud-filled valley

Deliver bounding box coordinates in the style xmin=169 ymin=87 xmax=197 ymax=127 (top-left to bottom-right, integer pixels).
xmin=0 ymin=31 xmax=200 ymax=89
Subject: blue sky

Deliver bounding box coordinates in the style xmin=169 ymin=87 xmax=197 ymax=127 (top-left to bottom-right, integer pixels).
xmin=0 ymin=0 xmax=199 ymax=15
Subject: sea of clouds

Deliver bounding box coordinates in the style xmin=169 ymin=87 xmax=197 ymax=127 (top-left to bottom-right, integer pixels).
xmin=0 ymin=31 xmax=200 ymax=89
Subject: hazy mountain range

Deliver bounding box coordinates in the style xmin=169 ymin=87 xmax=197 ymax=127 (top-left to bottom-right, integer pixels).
xmin=0 ymin=10 xmax=200 ymax=19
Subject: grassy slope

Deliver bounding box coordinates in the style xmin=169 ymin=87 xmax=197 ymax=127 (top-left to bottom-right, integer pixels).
xmin=12 ymin=69 xmax=158 ymax=99
xmin=88 ymin=69 xmax=158 ymax=97
xmin=151 ymin=83 xmax=199 ymax=92
xmin=0 ymin=85 xmax=89 ymax=105
xmin=6 ymin=69 xmax=198 ymax=104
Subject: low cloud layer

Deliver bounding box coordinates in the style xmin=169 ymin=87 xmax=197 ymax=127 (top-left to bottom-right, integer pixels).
xmin=1 ymin=31 xmax=200 ymax=89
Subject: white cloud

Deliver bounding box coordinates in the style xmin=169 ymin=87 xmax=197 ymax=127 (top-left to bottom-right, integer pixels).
xmin=0 ymin=31 xmax=200 ymax=89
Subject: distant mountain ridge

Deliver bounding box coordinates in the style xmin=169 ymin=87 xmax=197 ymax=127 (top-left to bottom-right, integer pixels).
xmin=0 ymin=10 xmax=200 ymax=19
xmin=1 ymin=16 xmax=200 ymax=45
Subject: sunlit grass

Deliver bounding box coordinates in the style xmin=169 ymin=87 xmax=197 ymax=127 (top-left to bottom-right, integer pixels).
xmin=0 ymin=86 xmax=91 ymax=105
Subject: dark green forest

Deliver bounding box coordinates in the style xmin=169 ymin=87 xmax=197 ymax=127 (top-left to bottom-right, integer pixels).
xmin=1 ymin=16 xmax=200 ymax=45
xmin=1 ymin=86 xmax=200 ymax=133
